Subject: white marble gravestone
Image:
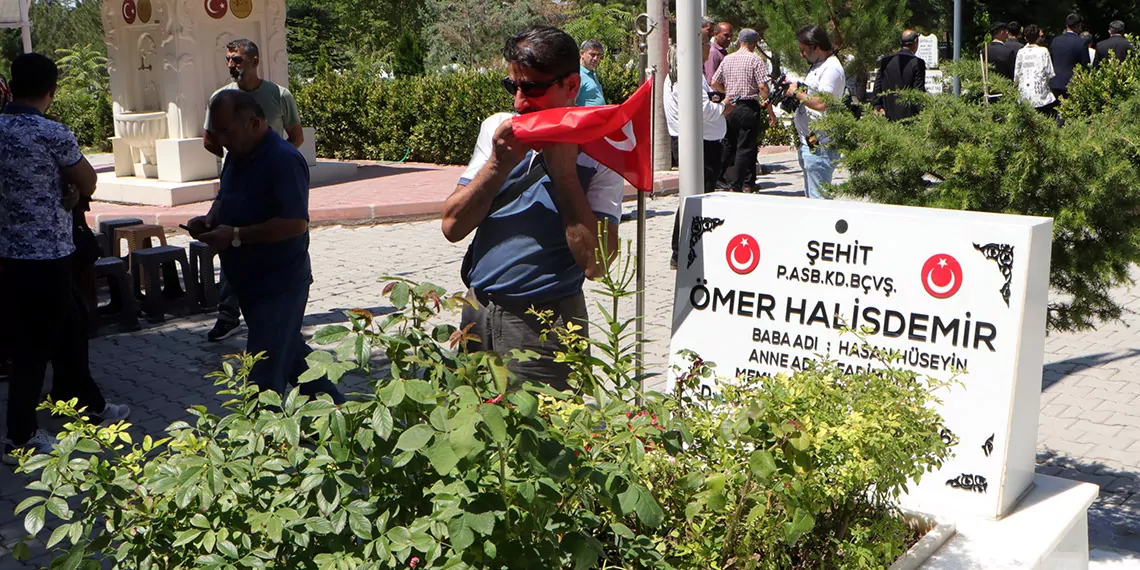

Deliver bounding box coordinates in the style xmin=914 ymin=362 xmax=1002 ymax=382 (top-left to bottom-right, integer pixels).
xmin=668 ymin=194 xmax=1053 ymax=520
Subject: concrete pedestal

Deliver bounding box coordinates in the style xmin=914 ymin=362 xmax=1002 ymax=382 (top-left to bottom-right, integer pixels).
xmin=156 ymin=138 xmax=219 ymax=183
xmin=920 ymin=474 xmax=1098 ymax=569
xmin=95 ymin=172 xmax=219 ymax=207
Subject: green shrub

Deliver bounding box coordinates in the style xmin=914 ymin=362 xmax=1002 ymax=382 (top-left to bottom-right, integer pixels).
xmin=13 ymin=242 xmax=952 ymax=569
xmin=50 ymin=86 xmax=112 ymax=152
xmin=822 ymin=60 xmax=1140 ymax=332
xmin=294 ymin=70 xmax=509 ymax=164
xmin=596 ymin=56 xmax=640 ymax=104
xmin=294 ymin=63 xmax=646 ymax=165
xmin=1060 ymin=35 xmax=1140 ymax=122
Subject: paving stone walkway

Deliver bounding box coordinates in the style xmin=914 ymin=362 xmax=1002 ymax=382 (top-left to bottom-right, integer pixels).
xmin=2 ymin=152 xmax=1140 ymax=566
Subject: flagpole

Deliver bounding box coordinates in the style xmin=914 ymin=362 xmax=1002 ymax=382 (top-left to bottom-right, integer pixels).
xmin=634 ymin=13 xmax=653 ymax=391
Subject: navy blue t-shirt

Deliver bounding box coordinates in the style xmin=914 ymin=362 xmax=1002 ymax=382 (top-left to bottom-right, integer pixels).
xmin=215 ymin=130 xmax=311 ymax=296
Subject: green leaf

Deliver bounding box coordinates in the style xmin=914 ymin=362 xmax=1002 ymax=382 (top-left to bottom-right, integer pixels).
xmin=11 ymin=541 xmax=30 ymax=561
xmin=562 ymin=531 xmax=603 ymax=570
xmin=749 ymin=449 xmax=778 ymax=480
xmin=609 ymin=522 xmax=634 ymax=539
xmin=373 ymin=406 xmax=394 ymax=440
xmin=25 ymin=505 xmax=45 ymax=536
xmin=448 ymin=517 xmax=474 ymax=552
xmin=172 ymin=529 xmax=203 ymax=547
xmin=217 ymin=539 xmax=240 ymax=558
xmin=509 ymin=391 xmax=538 ymax=418
xmin=483 ymin=540 xmax=497 ymax=559
xmin=46 ymin=524 xmax=71 ymax=548
xmin=782 ymin=508 xmax=816 ymax=545
xmin=191 ymin=514 xmax=211 ymax=528
xmin=618 ymin=484 xmax=639 ymax=515
xmin=380 ymin=380 xmax=406 ymax=407
xmin=635 ymin=487 xmax=665 ymax=527
xmin=349 ymin=512 xmax=373 ymax=540
xmin=488 ymin=354 xmax=509 ymax=395
xmin=313 ymin=325 xmax=351 ymax=345
xmin=404 ymin=379 xmax=438 ymax=405
xmin=389 ymin=282 xmax=411 ymax=309
xmin=478 ymin=404 xmax=507 ymax=443
xmin=464 ymin=512 xmax=495 ymax=535
xmin=423 ymin=439 xmax=460 ymax=475
xmin=395 ymin=424 xmax=434 ymax=452
xmin=386 ymin=526 xmax=412 ymax=550
xmin=14 ymin=495 xmax=45 ymax=514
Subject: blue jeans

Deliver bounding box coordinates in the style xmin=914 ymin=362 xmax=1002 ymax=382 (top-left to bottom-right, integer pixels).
xmin=240 ymin=283 xmax=345 ymax=404
xmin=798 ymin=144 xmax=839 ymax=199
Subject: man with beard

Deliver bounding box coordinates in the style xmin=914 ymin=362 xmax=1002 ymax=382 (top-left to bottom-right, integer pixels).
xmin=201 ymin=38 xmax=304 ymax=343
xmin=441 ymin=26 xmax=624 ymax=390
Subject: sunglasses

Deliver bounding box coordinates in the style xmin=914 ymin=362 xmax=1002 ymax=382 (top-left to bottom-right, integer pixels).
xmin=226 ymin=55 xmax=245 ymax=65
xmin=501 ymin=72 xmax=572 ymax=98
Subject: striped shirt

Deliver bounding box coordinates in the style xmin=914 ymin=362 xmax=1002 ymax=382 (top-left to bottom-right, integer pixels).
xmin=711 ymin=49 xmax=770 ymax=101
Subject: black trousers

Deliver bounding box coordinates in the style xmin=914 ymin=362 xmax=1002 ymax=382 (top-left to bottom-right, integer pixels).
xmin=0 ymin=256 xmax=106 ymax=444
xmin=719 ymin=100 xmax=764 ymax=191
xmin=215 ymin=269 xmax=242 ymax=326
xmin=671 ymin=139 xmax=725 ymax=263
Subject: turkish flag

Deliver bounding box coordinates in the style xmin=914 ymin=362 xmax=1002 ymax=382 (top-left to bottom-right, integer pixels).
xmin=512 ymin=81 xmax=653 ymax=192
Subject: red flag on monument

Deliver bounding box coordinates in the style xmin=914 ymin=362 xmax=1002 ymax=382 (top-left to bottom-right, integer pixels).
xmin=512 ymin=81 xmax=653 ymax=192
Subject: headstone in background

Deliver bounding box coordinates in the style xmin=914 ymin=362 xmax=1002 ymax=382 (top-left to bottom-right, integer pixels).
xmin=917 ymin=34 xmax=940 ymax=69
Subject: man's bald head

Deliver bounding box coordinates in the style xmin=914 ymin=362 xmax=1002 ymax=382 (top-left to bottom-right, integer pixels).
xmin=901 ymin=29 xmax=920 ymax=50
xmin=714 ymin=22 xmax=734 ymax=48
xmin=208 ymin=89 xmax=268 ymax=155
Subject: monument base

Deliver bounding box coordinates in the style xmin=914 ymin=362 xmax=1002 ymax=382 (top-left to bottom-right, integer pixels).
xmin=920 ymin=474 xmax=1097 ymax=569
xmin=95 ymin=161 xmax=360 ymax=207
xmin=95 ymin=172 xmax=219 ymax=207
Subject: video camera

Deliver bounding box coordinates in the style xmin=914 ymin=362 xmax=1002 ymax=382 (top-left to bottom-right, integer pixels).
xmin=767 ymin=73 xmax=800 ymax=114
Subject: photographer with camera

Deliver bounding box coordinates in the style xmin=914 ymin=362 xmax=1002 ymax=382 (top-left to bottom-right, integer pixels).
xmin=783 ymin=25 xmax=845 ymax=200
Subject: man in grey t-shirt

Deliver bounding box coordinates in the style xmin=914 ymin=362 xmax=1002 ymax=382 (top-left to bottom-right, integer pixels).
xmin=201 ymin=38 xmax=306 ymax=342
xmin=203 ymin=38 xmax=303 ymax=158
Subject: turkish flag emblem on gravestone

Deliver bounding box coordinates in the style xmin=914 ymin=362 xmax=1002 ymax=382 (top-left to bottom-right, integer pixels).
xmin=511 ymin=81 xmax=653 ymax=192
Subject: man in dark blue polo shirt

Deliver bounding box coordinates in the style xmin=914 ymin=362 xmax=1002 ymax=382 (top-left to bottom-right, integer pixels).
xmin=187 ymin=90 xmax=343 ymax=404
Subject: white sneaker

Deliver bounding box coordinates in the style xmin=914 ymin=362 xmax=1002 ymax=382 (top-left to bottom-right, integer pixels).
xmin=3 ymin=429 xmax=58 ymax=465
xmin=94 ymin=403 xmax=131 ymax=425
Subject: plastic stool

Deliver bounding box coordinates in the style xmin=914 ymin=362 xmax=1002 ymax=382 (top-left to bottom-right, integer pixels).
xmin=98 ymin=218 xmax=143 ymax=258
xmin=130 ymin=245 xmax=199 ymax=323
xmin=189 ymin=241 xmax=220 ymax=310
xmin=115 ymin=224 xmax=167 ymax=257
xmin=93 ymin=257 xmax=141 ymax=332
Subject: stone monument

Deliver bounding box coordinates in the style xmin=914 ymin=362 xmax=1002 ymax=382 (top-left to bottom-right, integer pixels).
xmin=97 ymin=0 xmax=352 ymax=206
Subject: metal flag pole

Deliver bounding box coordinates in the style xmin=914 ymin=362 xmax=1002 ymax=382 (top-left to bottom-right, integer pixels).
xmin=634 ymin=13 xmax=653 ymax=384
xmin=952 ymin=0 xmax=962 ymax=95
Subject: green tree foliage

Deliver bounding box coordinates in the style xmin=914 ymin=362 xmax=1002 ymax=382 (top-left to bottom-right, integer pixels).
xmin=1060 ymin=37 xmax=1140 ymax=121
xmin=705 ymin=0 xmax=766 ymax=30
xmin=822 ymin=61 xmax=1140 ymax=332
xmin=425 ymin=0 xmax=572 ymax=69
xmin=49 ymin=84 xmax=113 ymax=151
xmin=563 ymin=3 xmax=637 ymax=59
xmin=1 ymin=0 xmax=106 ymax=71
xmin=759 ymin=0 xmax=909 ymax=78
xmin=55 ymin=43 xmax=108 ymax=94
xmin=393 ymin=29 xmax=425 ymax=78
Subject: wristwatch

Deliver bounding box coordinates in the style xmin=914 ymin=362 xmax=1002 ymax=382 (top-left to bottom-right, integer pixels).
xmin=231 ymin=226 xmax=242 ymax=248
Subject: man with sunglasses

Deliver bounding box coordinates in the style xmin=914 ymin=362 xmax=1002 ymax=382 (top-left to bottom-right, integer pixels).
xmin=442 ymin=26 xmax=624 ymax=391
xmin=202 ymin=38 xmax=305 ymax=343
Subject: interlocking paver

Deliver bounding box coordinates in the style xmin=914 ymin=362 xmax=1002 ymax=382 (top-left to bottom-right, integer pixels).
xmin=3 ymin=151 xmax=1140 ymax=567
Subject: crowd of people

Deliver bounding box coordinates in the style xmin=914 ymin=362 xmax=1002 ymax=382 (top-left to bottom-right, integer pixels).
xmin=985 ymin=15 xmax=1133 ymax=118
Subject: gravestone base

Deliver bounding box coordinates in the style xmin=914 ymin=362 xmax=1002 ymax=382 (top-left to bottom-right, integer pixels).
xmin=920 ymin=474 xmax=1097 ymax=569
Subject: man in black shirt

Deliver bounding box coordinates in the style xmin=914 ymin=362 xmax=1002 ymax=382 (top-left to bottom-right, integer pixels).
xmin=1095 ymin=20 xmax=1132 ymax=66
xmin=982 ymin=22 xmax=1016 ymax=80
xmin=872 ymin=30 xmax=927 ymax=121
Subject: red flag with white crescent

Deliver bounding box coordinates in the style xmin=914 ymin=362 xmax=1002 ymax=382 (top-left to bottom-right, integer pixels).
xmin=511 ymin=81 xmax=653 ymax=192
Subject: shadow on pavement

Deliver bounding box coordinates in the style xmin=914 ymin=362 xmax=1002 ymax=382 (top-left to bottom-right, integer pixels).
xmin=311 ymin=163 xmax=435 ymax=189
xmin=1042 ymin=350 xmax=1140 ymax=390
xmin=1037 ymin=450 xmax=1140 ymax=552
